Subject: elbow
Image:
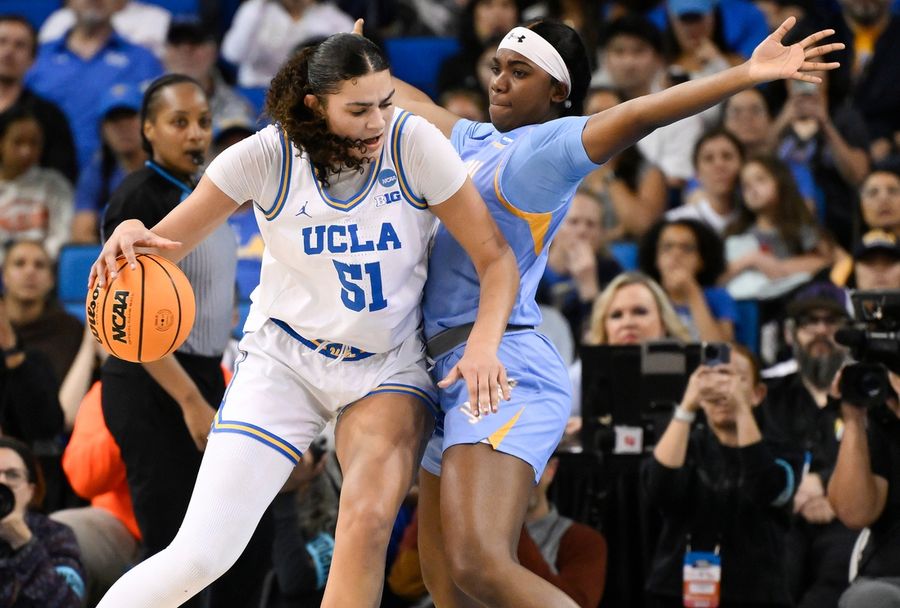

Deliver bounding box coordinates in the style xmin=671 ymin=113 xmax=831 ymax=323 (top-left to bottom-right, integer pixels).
xmin=828 ymin=495 xmax=880 ymax=530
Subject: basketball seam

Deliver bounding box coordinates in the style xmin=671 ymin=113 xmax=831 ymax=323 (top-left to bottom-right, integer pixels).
xmin=144 ymin=255 xmax=182 ymax=358
xmin=137 ymin=256 xmax=146 ymax=362
xmin=102 ymin=259 xmax=129 ymax=360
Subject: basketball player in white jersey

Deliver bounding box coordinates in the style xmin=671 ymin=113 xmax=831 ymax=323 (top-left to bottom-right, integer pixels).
xmin=89 ymin=33 xmax=518 ymax=607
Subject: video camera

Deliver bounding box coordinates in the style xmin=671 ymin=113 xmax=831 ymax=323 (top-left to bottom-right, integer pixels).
xmin=579 ymin=341 xmax=730 ymax=456
xmin=835 ymin=290 xmax=900 ymax=408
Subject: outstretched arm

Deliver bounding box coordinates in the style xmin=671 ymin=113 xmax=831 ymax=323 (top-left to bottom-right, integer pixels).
xmin=581 ymin=17 xmax=843 ymax=164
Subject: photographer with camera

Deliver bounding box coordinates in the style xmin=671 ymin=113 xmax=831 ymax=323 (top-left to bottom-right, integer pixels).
xmin=827 ymin=291 xmax=900 ymax=608
xmin=643 ymin=345 xmax=801 ymax=607
xmin=758 ymin=281 xmax=860 ymax=606
xmin=0 ymin=436 xmax=84 ymax=605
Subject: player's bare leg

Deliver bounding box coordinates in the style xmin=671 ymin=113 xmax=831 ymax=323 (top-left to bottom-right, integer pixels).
xmin=321 ymin=392 xmax=433 ymax=608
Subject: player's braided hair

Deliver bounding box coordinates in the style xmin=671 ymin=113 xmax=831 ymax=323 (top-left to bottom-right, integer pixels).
xmin=266 ymin=33 xmax=390 ymax=188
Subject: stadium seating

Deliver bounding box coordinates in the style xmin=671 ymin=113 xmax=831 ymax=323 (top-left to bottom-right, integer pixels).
xmin=57 ymin=243 xmax=102 ymax=321
xmin=734 ymin=298 xmax=760 ymax=355
xmin=143 ymin=0 xmax=199 ymax=17
xmin=609 ymin=241 xmax=639 ymax=272
xmin=384 ymin=37 xmax=460 ymax=100
xmin=4 ymin=0 xmax=61 ymax=29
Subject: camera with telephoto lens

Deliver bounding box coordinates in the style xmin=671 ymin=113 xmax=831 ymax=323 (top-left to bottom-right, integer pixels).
xmin=835 ymin=290 xmax=900 ymax=408
xmin=0 ymin=483 xmax=14 ymax=519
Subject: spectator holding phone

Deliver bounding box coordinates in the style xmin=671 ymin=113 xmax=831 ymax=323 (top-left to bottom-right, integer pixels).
xmin=643 ymin=345 xmax=801 ymax=608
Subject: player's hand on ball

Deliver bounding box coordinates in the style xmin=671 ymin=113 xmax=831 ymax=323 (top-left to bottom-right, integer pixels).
xmin=438 ymin=346 xmax=511 ymax=417
xmin=90 ymin=219 xmax=182 ymax=289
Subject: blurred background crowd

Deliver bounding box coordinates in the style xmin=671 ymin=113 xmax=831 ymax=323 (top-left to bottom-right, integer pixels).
xmin=0 ymin=0 xmax=899 ymax=607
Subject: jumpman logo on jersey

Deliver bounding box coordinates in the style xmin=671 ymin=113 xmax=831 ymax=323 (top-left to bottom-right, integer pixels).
xmin=295 ymin=201 xmax=312 ymax=218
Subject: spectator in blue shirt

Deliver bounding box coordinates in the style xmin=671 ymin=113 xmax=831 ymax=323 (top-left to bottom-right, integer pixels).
xmin=25 ymin=0 xmax=162 ymax=172
xmin=645 ymin=0 xmax=770 ymax=60
xmin=71 ymin=84 xmax=145 ymax=243
xmin=639 ymin=217 xmax=738 ymax=341
xmin=0 ymin=15 xmax=77 ymax=184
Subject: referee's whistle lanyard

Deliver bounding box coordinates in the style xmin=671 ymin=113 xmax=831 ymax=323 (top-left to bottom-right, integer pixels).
xmin=146 ymin=160 xmax=195 ymax=202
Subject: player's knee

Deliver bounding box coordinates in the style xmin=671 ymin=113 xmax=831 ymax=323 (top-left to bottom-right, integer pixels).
xmin=444 ymin=539 xmax=511 ymax=599
xmin=170 ymin=540 xmax=240 ymax=585
xmin=338 ymin=499 xmax=396 ymax=547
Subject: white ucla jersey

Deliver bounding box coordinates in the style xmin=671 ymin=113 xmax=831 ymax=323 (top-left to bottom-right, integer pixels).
xmin=207 ymin=110 xmax=467 ymax=353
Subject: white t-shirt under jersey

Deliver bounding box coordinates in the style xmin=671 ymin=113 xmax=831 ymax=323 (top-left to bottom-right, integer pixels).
xmin=205 ymin=110 xmax=467 ymax=353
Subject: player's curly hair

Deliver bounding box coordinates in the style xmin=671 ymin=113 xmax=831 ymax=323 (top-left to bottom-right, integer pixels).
xmin=266 ymin=33 xmax=390 ymax=187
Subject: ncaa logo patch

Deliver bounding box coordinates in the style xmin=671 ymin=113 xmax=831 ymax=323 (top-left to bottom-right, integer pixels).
xmin=378 ymin=169 xmax=398 ymax=188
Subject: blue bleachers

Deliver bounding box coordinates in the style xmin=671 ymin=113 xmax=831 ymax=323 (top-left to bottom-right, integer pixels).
xmin=142 ymin=0 xmax=199 ymax=17
xmin=734 ymin=299 xmax=760 ymax=355
xmin=57 ymin=244 xmax=102 ymax=322
xmin=237 ymin=86 xmax=268 ymax=121
xmin=3 ymin=0 xmax=61 ymax=29
xmin=384 ymin=37 xmax=460 ymax=100
xmin=609 ymin=241 xmax=639 ymax=272
xmin=235 ymin=258 xmax=261 ymax=300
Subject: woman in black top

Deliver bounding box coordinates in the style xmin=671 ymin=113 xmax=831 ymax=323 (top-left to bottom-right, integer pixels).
xmin=99 ymin=75 xmax=269 ymax=608
xmin=643 ymin=346 xmax=802 ymax=608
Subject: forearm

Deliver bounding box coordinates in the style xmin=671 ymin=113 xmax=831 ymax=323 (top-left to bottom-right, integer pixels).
xmin=653 ymin=413 xmax=693 ymax=469
xmin=468 ymin=247 xmax=519 ymax=353
xmin=393 ymin=78 xmax=434 ymax=106
xmin=686 ymin=292 xmax=727 ymax=342
xmin=828 ymin=417 xmax=884 ymax=528
xmin=145 ymin=177 xmax=236 ymax=263
xmin=58 ymin=328 xmax=98 ymax=431
xmin=822 ymin=121 xmax=869 ymax=186
xmin=141 ymin=355 xmax=206 ymax=414
xmin=762 ymin=253 xmax=830 ymax=278
xmin=607 ymin=178 xmax=665 ymax=237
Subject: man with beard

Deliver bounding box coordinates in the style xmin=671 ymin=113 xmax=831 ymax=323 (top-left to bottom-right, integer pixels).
xmin=760 ymin=281 xmax=859 ymax=608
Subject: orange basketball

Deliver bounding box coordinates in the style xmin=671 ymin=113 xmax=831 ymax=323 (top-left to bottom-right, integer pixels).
xmin=86 ymin=253 xmax=196 ymax=363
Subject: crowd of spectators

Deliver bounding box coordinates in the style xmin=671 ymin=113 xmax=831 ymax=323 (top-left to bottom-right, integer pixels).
xmin=0 ymin=0 xmax=898 ymax=607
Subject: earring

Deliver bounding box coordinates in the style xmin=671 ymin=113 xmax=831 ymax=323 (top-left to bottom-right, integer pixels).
xmin=563 ymin=100 xmax=572 ymax=109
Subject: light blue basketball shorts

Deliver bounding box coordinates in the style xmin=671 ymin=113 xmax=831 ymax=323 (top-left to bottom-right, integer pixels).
xmin=421 ymin=330 xmax=571 ymax=483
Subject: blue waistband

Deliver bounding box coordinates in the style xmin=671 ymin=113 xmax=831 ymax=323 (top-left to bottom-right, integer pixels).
xmin=271 ymin=318 xmax=375 ymax=361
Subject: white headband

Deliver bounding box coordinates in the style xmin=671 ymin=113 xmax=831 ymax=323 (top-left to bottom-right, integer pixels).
xmin=497 ymin=26 xmax=571 ymax=99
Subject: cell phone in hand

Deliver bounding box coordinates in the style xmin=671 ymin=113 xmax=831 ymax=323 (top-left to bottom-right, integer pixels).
xmin=701 ymin=342 xmax=731 ymax=367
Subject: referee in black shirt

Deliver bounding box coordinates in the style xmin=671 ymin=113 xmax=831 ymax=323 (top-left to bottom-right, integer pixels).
xmin=99 ymin=75 xmax=270 ymax=608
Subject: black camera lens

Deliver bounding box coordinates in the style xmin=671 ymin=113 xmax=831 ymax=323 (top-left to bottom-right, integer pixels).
xmin=0 ymin=483 xmax=14 ymax=520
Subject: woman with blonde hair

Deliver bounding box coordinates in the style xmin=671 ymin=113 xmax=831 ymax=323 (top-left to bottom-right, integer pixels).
xmin=567 ymin=272 xmax=691 ymax=439
xmin=584 ymin=271 xmax=691 ymax=346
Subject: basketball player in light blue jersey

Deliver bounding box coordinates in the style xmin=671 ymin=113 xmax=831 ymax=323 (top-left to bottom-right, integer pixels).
xmin=379 ymin=15 xmax=845 ymax=608
xmin=89 ymin=34 xmax=518 ymax=608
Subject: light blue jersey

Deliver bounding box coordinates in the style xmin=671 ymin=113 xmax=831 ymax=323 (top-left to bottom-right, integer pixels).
xmin=423 ymin=116 xmax=600 ymax=338
xmin=422 ymin=115 xmax=601 ymax=481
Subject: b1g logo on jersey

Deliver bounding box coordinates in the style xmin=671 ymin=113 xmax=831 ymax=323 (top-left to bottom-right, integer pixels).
xmin=378 ymin=169 xmax=398 ymax=188
xmin=375 ymin=191 xmax=401 ymax=207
